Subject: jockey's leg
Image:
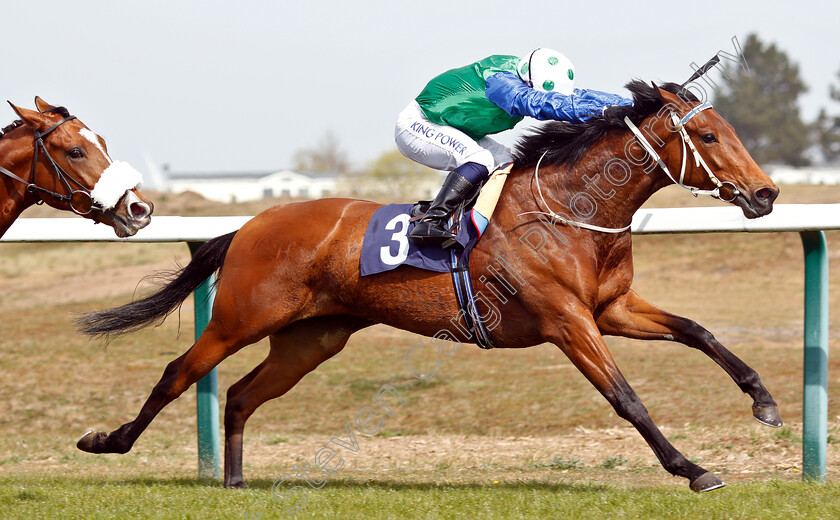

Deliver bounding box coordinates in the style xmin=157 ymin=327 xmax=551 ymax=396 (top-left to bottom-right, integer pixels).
xmin=394 ymin=101 xmax=511 ymax=247
xmin=409 ymin=162 xmax=487 ymax=246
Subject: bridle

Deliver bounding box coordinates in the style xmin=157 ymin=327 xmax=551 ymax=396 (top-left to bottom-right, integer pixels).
xmin=623 ymin=54 xmax=740 ymax=203
xmin=521 ymin=98 xmax=741 ymax=235
xmin=623 ymin=102 xmax=741 ymax=203
xmin=0 ymin=114 xmax=104 ymax=215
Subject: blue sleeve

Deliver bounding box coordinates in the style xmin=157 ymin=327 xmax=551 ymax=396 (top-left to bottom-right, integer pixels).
xmin=485 ymin=72 xmax=633 ymax=123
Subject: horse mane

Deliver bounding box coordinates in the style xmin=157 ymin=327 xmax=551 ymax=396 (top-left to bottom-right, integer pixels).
xmin=1 ymin=106 xmax=71 ymax=138
xmin=512 ymin=81 xmax=699 ymax=169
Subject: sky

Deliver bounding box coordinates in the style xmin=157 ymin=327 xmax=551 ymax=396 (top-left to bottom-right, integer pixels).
xmin=3 ymin=0 xmax=839 ymax=188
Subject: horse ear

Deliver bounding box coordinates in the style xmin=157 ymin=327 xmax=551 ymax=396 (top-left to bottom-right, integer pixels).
xmin=34 ymin=96 xmax=57 ymax=113
xmin=650 ymin=82 xmax=665 ymax=100
xmin=8 ymin=101 xmax=53 ymax=131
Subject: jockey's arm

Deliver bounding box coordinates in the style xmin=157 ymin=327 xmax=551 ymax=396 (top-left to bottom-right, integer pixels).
xmin=485 ymin=72 xmax=633 ymax=123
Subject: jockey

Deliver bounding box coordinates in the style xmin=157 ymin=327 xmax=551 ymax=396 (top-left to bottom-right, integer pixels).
xmin=395 ymin=48 xmax=635 ymax=246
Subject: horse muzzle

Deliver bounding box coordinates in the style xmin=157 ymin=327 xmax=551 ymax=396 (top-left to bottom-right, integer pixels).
xmin=732 ymin=185 xmax=779 ymax=219
xmin=100 ymin=190 xmax=153 ymax=237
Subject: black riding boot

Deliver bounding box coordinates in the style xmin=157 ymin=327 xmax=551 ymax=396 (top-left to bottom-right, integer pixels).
xmin=410 ymin=169 xmax=479 ymax=247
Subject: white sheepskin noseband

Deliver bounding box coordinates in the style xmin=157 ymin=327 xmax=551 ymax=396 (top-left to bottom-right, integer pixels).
xmin=90 ymin=161 xmax=144 ymax=210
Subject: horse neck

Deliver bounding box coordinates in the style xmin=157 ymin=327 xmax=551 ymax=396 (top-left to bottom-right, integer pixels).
xmin=506 ymin=132 xmax=669 ymax=230
xmin=0 ymin=134 xmax=37 ymax=236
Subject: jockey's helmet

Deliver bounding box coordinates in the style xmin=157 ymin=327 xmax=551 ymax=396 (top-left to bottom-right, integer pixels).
xmin=517 ymin=48 xmax=575 ymax=95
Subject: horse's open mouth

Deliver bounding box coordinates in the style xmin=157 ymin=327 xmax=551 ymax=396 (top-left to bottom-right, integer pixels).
xmin=97 ymin=191 xmax=153 ymax=237
xmin=102 ymin=211 xmax=151 ymax=238
xmin=731 ymin=189 xmax=776 ymax=219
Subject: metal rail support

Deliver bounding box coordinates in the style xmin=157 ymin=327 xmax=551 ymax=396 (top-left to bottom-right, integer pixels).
xmin=188 ymin=242 xmax=221 ymax=479
xmin=800 ymin=231 xmax=829 ymax=482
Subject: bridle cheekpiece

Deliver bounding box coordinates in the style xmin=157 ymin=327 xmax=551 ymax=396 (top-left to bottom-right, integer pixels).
xmin=623 ymin=102 xmax=740 ymax=203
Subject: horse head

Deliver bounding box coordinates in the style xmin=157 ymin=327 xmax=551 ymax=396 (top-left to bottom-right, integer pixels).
xmin=644 ymin=86 xmax=779 ymax=218
xmin=5 ymin=98 xmax=154 ymax=237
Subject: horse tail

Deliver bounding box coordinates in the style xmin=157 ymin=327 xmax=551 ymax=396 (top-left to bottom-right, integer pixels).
xmin=76 ymin=231 xmax=237 ymax=340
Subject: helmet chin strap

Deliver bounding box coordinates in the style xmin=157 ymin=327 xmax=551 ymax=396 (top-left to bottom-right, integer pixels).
xmin=623 ymin=103 xmax=741 ymax=203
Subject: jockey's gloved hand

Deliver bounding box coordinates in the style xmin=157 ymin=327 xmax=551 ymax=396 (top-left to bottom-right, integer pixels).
xmin=602 ymin=105 xmax=636 ymax=125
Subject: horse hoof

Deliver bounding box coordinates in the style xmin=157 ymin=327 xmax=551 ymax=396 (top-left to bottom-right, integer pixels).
xmin=76 ymin=430 xmax=108 ymax=453
xmin=753 ymin=404 xmax=783 ymax=428
xmin=690 ymin=472 xmax=726 ymax=493
xmin=225 ymin=480 xmax=247 ymax=489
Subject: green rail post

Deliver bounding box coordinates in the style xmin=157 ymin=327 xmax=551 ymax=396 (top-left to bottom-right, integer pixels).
xmin=800 ymin=231 xmax=829 ymax=482
xmin=188 ymin=242 xmax=221 ymax=479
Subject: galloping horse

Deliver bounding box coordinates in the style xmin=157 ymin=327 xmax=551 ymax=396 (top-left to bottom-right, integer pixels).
xmin=0 ymin=97 xmax=153 ymax=238
xmin=77 ymin=81 xmax=780 ymax=492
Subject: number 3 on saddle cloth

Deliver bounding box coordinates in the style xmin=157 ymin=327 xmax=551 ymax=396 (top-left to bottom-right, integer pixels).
xmin=360 ymin=203 xmax=480 ymax=275
xmin=360 ymin=176 xmax=505 ymax=350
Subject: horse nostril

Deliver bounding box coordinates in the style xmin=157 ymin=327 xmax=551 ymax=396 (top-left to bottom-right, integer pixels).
xmin=130 ymin=202 xmax=150 ymax=219
xmin=755 ymin=187 xmax=779 ymax=206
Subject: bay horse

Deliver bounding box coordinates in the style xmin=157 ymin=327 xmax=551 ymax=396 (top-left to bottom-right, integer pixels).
xmin=0 ymin=97 xmax=153 ymax=238
xmin=77 ymin=81 xmax=781 ymax=492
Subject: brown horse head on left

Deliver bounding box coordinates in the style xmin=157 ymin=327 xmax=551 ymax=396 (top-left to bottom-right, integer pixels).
xmin=0 ymin=97 xmax=153 ymax=237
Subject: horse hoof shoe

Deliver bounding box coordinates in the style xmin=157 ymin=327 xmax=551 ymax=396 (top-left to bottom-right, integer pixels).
xmin=76 ymin=430 xmax=106 ymax=452
xmin=690 ymin=472 xmax=726 ymax=493
xmin=753 ymin=404 xmax=783 ymax=428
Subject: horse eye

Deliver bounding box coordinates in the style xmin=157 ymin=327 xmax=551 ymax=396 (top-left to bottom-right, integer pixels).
xmin=67 ymin=147 xmax=85 ymax=159
xmin=701 ymin=133 xmax=718 ymax=144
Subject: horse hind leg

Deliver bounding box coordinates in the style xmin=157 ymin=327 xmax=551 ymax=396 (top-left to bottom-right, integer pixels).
xmin=77 ymin=313 xmax=272 ymax=456
xmin=223 ymin=315 xmax=371 ymax=489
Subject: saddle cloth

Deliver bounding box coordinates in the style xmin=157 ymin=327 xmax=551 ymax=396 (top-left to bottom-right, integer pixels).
xmin=359 ymin=203 xmax=480 ymax=277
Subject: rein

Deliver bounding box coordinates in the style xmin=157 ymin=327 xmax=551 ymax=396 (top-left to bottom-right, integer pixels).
xmin=0 ymin=115 xmax=103 ymax=215
xmin=519 ymin=151 xmax=632 ymax=233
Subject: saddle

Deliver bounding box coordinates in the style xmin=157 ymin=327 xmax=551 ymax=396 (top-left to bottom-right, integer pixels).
xmin=360 ymin=165 xmax=511 ymax=349
xmin=410 ymin=163 xmax=511 ymax=240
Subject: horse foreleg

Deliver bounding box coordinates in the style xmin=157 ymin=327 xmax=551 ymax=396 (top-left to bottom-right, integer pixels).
xmin=595 ymin=290 xmax=782 ymax=427
xmin=223 ymin=316 xmax=369 ymax=488
xmin=545 ymin=307 xmax=723 ymax=492
xmin=77 ymin=319 xmax=251 ymax=455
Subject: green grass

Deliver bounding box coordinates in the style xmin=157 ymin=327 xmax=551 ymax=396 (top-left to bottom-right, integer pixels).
xmin=1 ymin=476 xmax=839 ymax=519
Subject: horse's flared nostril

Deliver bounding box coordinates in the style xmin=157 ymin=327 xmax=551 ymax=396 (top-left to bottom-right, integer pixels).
xmin=130 ymin=202 xmax=151 ymax=220
xmin=755 ymin=186 xmax=779 ymax=205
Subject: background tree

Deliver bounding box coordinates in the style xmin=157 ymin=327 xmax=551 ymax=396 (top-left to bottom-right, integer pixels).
xmin=713 ymin=33 xmax=810 ymax=166
xmin=344 ymin=148 xmax=442 ymax=201
xmin=816 ymin=68 xmax=840 ymax=163
xmin=293 ymin=130 xmax=350 ymax=174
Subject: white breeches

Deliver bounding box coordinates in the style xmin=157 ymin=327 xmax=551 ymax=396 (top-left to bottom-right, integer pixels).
xmin=394 ymin=101 xmax=513 ymax=173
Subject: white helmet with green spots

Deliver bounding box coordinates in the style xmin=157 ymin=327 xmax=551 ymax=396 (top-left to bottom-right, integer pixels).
xmin=517 ymin=48 xmax=575 ymax=95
